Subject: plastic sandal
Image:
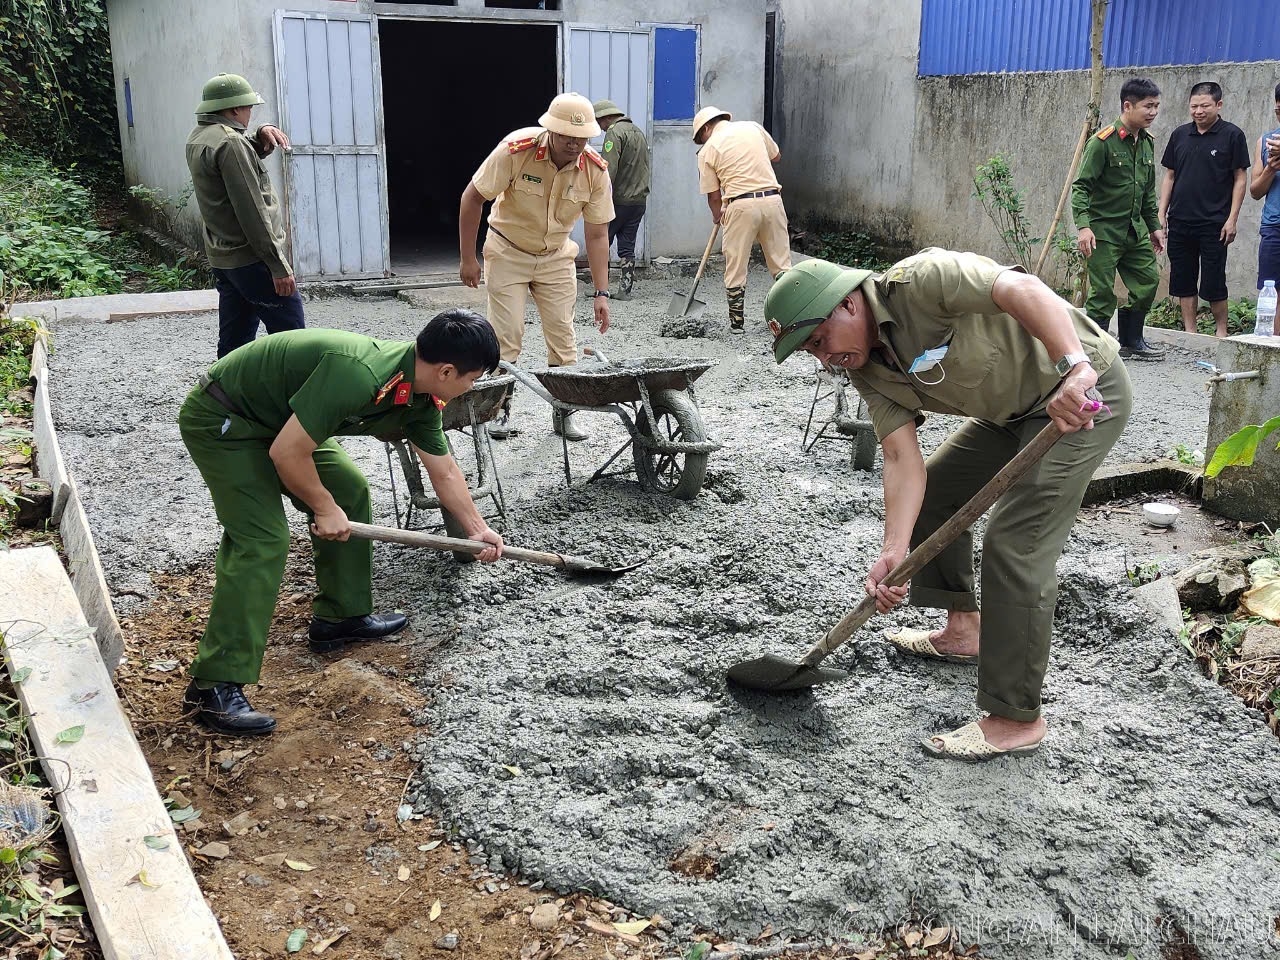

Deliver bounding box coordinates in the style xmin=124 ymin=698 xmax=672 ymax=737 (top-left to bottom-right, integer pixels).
xmin=921 ymin=721 xmax=1043 ymax=762
xmin=884 ymin=628 xmax=978 ymax=665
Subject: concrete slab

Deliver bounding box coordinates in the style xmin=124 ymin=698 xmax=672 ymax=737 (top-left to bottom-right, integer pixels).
xmin=15 ymin=290 xmax=218 ymax=324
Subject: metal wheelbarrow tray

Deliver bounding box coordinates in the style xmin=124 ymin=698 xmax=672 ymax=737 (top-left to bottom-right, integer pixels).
xmin=501 ymin=353 xmax=722 ymax=500
xmin=381 ymin=373 xmax=514 ymax=547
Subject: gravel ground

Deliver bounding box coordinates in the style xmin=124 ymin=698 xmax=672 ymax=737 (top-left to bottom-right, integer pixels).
xmin=47 ymin=265 xmax=1280 ymax=959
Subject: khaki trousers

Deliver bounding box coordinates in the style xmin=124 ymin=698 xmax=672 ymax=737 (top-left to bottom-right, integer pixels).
xmin=483 ymin=231 xmax=578 ymax=366
xmin=721 ymin=194 xmax=792 ymax=288
xmin=907 ymin=361 xmax=1132 ymax=722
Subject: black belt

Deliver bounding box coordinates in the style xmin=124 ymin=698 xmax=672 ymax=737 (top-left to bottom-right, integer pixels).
xmin=724 ymin=189 xmax=780 ymax=203
xmin=489 ymin=227 xmax=546 ymax=257
xmin=198 ymin=374 xmax=245 ymax=417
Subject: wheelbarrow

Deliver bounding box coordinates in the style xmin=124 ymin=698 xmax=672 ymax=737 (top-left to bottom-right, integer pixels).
xmin=801 ymin=363 xmax=877 ymax=471
xmin=380 ymin=372 xmax=514 ymax=557
xmin=500 ymin=349 xmax=722 ymax=500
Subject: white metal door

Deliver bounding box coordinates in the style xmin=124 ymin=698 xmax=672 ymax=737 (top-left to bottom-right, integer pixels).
xmin=564 ymin=25 xmax=652 ymax=263
xmin=274 ymin=11 xmax=389 ymax=280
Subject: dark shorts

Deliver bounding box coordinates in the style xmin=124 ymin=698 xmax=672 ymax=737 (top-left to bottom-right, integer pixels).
xmin=1259 ymin=224 xmax=1280 ymax=289
xmin=1166 ymin=219 xmax=1228 ymax=302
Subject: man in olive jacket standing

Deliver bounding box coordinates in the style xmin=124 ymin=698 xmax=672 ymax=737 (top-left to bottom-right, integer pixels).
xmin=593 ymin=99 xmax=650 ymax=300
xmin=187 ymin=73 xmax=305 ymax=358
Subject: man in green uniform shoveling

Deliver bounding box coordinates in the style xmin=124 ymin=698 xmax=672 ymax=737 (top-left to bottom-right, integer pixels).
xmin=179 ymin=310 xmax=505 ymax=736
xmin=765 ymin=250 xmax=1130 ymax=761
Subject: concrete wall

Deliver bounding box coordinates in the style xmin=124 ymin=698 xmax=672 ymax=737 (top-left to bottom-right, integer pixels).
xmin=106 ymin=0 xmax=766 ymax=263
xmin=773 ymin=0 xmax=921 ymax=247
xmin=775 ymin=0 xmax=1280 ymax=296
xmin=1204 ymin=336 xmax=1280 ymax=527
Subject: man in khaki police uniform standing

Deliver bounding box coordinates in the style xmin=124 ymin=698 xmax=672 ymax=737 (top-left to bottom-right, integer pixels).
xmin=765 ymin=249 xmax=1131 ymax=761
xmin=459 ymin=93 xmax=614 ymax=440
xmin=186 ymin=72 xmax=305 ymax=358
xmin=693 ymin=106 xmax=791 ymax=334
xmin=593 ymin=99 xmax=651 ymax=300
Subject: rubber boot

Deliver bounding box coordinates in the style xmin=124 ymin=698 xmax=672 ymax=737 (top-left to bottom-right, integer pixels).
xmin=552 ymin=409 xmax=588 ymax=441
xmin=1117 ymin=306 xmax=1166 ymax=361
xmin=727 ymin=284 xmax=747 ymax=334
xmin=614 ymin=258 xmax=635 ymax=301
xmin=488 ymin=392 xmax=518 ymax=439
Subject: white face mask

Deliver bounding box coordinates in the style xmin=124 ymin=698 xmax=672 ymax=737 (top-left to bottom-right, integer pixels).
xmin=907 ymin=344 xmax=949 ymax=385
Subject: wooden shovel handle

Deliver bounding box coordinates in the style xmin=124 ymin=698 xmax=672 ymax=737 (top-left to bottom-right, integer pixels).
xmin=347 ymin=521 xmax=578 ymax=571
xmin=801 ymin=421 xmax=1065 ymax=666
xmin=682 ymin=223 xmax=721 ymax=313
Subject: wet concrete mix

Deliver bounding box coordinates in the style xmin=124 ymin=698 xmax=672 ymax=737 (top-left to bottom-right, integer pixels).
xmin=47 ymin=265 xmax=1280 ymax=959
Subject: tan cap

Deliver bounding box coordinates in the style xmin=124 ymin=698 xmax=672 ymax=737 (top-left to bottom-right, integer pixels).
xmin=539 ymin=93 xmax=601 ymax=138
xmin=692 ymin=105 xmax=732 ymax=141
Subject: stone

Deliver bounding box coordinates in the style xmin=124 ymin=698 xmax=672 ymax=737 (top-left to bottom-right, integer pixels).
xmin=1239 ymin=623 xmax=1280 ymax=660
xmin=1130 ymin=578 xmax=1182 ymax=633
xmin=196 ymin=841 xmax=230 ymax=859
xmin=530 ymin=902 xmax=559 ymax=932
xmin=14 ymin=479 xmax=53 ymax=527
xmin=223 ymin=811 xmax=258 ymax=837
xmin=433 ymin=933 xmax=459 ymax=950
xmin=1173 ymin=556 xmax=1249 ymax=611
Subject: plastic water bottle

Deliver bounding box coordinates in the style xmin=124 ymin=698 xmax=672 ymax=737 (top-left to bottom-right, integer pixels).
xmin=1256 ymin=280 xmax=1277 ymax=337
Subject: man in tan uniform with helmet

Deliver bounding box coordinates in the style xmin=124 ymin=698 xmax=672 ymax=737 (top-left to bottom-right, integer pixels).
xmin=459 ymin=93 xmax=615 ymax=440
xmin=693 ymin=106 xmax=792 ymax=334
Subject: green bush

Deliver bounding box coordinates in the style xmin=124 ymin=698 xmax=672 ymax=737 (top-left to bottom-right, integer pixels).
xmin=813 ymin=230 xmax=892 ymax=271
xmin=0 ymin=149 xmax=122 ymax=298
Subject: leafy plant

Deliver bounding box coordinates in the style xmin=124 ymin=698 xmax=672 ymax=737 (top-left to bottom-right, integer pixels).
xmin=0 ymin=0 xmax=119 ymax=164
xmin=138 ymin=261 xmax=199 ymax=293
xmin=128 ymin=181 xmax=194 ymax=237
xmin=1205 ymin=415 xmax=1280 ymax=478
xmin=1146 ymin=296 xmax=1256 ymax=337
xmin=1165 ymin=442 xmax=1203 ymax=466
xmin=973 ymin=155 xmax=1040 ymax=268
xmin=813 ymin=230 xmax=892 ymax=271
xmin=0 ymin=315 xmax=44 ymax=416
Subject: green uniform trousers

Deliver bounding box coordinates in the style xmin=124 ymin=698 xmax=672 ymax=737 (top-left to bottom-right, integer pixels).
xmin=1084 ymin=226 xmax=1159 ymax=326
xmin=178 ymin=389 xmax=374 ymax=685
xmin=907 ymin=361 xmax=1132 ymax=722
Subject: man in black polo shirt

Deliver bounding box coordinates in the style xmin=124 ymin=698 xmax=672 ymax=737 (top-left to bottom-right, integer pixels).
xmin=1158 ymin=81 xmax=1251 ymax=337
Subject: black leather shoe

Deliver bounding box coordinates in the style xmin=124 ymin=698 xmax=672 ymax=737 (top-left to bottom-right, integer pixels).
xmin=182 ymin=680 xmax=277 ymax=736
xmin=308 ymin=613 xmax=408 ymax=653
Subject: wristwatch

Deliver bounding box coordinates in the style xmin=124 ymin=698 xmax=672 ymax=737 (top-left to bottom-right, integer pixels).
xmin=1054 ymin=352 xmax=1090 ymax=378
xmin=593 ymin=290 xmax=610 ymax=299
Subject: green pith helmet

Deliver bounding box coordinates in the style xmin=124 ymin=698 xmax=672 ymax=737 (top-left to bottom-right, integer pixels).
xmin=196 ymin=73 xmax=266 ymax=114
xmin=593 ymin=99 xmax=625 ymax=120
xmin=764 ymin=258 xmax=874 ymax=364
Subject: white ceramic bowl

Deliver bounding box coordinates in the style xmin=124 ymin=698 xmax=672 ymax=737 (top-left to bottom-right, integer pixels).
xmin=1142 ymin=502 xmax=1181 ymax=527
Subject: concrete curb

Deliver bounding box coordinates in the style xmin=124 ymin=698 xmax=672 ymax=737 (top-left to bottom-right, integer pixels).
xmin=17 ymin=289 xmax=217 ymax=325
xmin=1082 ymin=459 xmax=1202 ymax=507
xmin=28 ymin=335 xmax=125 ymax=669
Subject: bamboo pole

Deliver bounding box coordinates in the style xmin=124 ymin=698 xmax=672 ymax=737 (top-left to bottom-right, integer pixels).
xmin=1033 ymin=0 xmax=1109 ymax=280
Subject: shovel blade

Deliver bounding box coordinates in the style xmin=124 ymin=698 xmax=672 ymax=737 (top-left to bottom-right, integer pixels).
xmin=726 ymin=653 xmax=849 ymax=692
xmin=666 ymin=290 xmax=708 ymax=318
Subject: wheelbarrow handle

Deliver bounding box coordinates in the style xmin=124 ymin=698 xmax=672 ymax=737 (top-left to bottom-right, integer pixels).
xmin=799 ymin=420 xmax=1067 ymax=667
xmin=347 ymin=521 xmax=620 ymax=575
xmin=498 ymin=360 xmax=559 ymax=406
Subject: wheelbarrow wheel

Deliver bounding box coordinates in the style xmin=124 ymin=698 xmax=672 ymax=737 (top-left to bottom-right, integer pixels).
xmin=439 ymin=506 xmax=476 ymax=564
xmin=633 ymin=388 xmax=709 ymax=500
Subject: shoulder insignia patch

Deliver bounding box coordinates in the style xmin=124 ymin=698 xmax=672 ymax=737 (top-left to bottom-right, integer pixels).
xmin=886 ymin=266 xmax=908 ymax=284
xmin=534 ymin=143 xmax=548 ymax=162
xmin=507 ymin=136 xmax=539 ymax=155
xmin=1096 ymin=125 xmax=1116 ymax=141
xmin=374 ymin=371 xmax=405 ymax=405
xmin=583 ymin=147 xmax=608 ymax=170
xmin=432 ymin=395 xmax=446 ymax=411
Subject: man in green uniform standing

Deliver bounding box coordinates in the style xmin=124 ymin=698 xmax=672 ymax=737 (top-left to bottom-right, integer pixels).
xmin=186 ymin=73 xmax=305 ymax=358
xmin=1071 ymin=77 xmax=1167 ymax=360
xmin=593 ymin=99 xmax=651 ymax=301
xmin=178 ymin=310 xmax=505 ymax=736
xmin=765 ymin=249 xmax=1130 ymax=761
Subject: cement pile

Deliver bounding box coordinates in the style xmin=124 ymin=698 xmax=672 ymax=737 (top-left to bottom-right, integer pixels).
xmin=47 ymin=265 xmax=1280 ymax=959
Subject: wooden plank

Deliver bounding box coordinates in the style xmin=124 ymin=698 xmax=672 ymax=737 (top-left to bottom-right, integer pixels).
xmin=58 ymin=486 xmax=125 ymax=671
xmin=0 ymin=547 xmax=234 ymax=960
xmin=31 ymin=370 xmax=71 ymax=523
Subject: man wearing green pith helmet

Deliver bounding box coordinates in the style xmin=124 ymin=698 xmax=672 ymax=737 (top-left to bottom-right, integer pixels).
xmin=765 ymin=249 xmax=1131 ymax=761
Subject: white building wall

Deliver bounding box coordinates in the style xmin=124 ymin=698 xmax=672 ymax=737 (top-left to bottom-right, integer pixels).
xmin=107 ymin=0 xmax=767 ymax=264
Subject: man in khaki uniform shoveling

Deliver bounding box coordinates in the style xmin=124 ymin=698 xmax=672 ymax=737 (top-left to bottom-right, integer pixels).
xmin=693 ymin=106 xmax=792 ymax=334
xmin=764 ymin=249 xmax=1131 ymax=761
xmin=459 ymin=93 xmax=615 ymax=441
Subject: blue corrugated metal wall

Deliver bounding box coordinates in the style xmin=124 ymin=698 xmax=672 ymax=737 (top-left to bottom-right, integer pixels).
xmin=920 ymin=0 xmax=1280 ymax=76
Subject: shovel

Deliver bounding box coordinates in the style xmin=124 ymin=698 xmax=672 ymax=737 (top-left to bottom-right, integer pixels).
xmin=727 ymin=420 xmax=1068 ymax=692
xmin=666 ymin=223 xmax=721 ymax=319
xmin=347 ymin=521 xmax=644 ymax=578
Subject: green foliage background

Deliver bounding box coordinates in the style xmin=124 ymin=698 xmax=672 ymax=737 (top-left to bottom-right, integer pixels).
xmin=0 ymin=0 xmax=119 ymax=165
